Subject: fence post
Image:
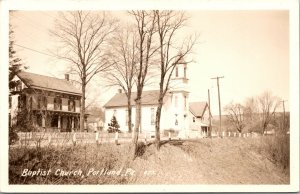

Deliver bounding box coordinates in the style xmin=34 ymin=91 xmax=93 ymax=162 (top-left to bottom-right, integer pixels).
xmin=168 ymin=131 xmax=171 ymax=141
xmin=72 ymin=132 xmax=77 ymax=146
xmin=115 ymin=131 xmax=119 ymax=145
xmin=239 ymin=133 xmax=241 ymax=138
xmin=48 ymin=133 xmax=51 ymax=144
xmin=222 ymin=131 xmax=225 ymax=138
xmin=95 ymin=131 xmax=99 ymax=145
xmin=228 ymin=132 xmax=231 ymax=137
xmin=144 ymin=132 xmax=147 ymax=144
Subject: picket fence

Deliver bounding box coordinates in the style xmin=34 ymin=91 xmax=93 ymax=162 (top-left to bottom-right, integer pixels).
xmin=15 ymin=130 xmax=262 ymax=148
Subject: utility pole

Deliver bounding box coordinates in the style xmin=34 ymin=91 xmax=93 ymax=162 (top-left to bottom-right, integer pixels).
xmin=280 ymin=100 xmax=287 ymax=133
xmin=211 ymin=76 xmax=224 ymax=135
xmin=208 ymin=89 xmax=212 ymax=137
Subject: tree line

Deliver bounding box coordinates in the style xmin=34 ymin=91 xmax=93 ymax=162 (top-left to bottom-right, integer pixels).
xmin=224 ymin=91 xmax=289 ymax=135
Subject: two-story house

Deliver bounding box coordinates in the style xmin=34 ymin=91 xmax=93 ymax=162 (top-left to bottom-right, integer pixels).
xmin=9 ymin=71 xmax=87 ymax=132
xmin=189 ymin=101 xmax=212 ymax=137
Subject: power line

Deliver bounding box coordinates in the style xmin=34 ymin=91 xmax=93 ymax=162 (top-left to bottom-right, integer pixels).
xmin=14 ymin=43 xmax=56 ymax=58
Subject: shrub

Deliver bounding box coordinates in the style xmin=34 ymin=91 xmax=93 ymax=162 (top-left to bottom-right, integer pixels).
xmin=9 ymin=128 xmax=19 ymax=145
xmin=107 ymin=116 xmax=121 ymax=133
xmin=265 ymin=135 xmax=289 ymax=170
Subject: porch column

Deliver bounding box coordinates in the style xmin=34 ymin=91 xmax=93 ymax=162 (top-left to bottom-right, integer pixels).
xmin=84 ymin=117 xmax=87 ymax=131
xmin=71 ymin=117 xmax=74 ymax=131
xmin=58 ymin=115 xmax=61 ymax=129
xmin=42 ymin=116 xmax=45 ymax=128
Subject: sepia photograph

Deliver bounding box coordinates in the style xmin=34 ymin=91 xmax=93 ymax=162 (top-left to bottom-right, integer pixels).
xmin=0 ymin=0 xmax=299 ymax=192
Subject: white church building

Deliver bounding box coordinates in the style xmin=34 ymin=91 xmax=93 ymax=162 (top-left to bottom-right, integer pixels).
xmin=104 ymin=62 xmax=211 ymax=138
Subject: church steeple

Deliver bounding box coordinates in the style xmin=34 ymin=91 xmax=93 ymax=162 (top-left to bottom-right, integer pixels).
xmin=170 ymin=57 xmax=189 ymax=93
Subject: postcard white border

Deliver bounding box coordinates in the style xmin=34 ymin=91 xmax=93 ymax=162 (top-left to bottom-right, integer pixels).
xmin=0 ymin=0 xmax=299 ymax=192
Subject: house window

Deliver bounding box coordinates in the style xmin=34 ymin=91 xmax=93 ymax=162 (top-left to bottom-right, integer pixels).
xmin=9 ymin=96 xmax=12 ymax=109
xmin=37 ymin=96 xmax=41 ymax=109
xmin=54 ymin=96 xmax=62 ymax=110
xmin=175 ymin=67 xmax=179 ymax=77
xmin=184 ymin=95 xmax=187 ymax=108
xmin=16 ymin=80 xmax=22 ymax=91
xmin=29 ymin=97 xmax=33 ymax=110
xmin=38 ymin=96 xmax=47 ymax=109
xmin=151 ymin=108 xmax=155 ymax=125
xmin=68 ymin=99 xmax=75 ymax=112
xmin=113 ymin=109 xmax=117 ymax=116
xmin=17 ymin=96 xmax=21 ymax=108
xmin=18 ymin=95 xmax=26 ymax=108
xmin=193 ymin=117 xmax=195 ymax=122
xmin=184 ymin=67 xmax=187 ymax=78
xmin=125 ymin=109 xmax=129 ymax=126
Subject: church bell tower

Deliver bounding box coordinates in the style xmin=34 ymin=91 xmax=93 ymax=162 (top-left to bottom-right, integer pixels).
xmin=169 ymin=57 xmax=190 ymax=136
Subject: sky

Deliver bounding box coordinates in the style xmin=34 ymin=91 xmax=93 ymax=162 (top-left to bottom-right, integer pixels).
xmin=9 ymin=9 xmax=290 ymax=115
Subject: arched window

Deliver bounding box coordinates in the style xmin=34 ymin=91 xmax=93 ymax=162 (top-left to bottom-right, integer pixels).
xmin=151 ymin=108 xmax=155 ymax=125
xmin=175 ymin=96 xmax=178 ymax=108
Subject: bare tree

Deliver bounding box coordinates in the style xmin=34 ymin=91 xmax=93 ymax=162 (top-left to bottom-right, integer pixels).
xmin=128 ymin=11 xmax=157 ymax=158
xmin=50 ymin=11 xmax=118 ymax=131
xmin=154 ymin=10 xmax=197 ymax=150
xmin=243 ymin=97 xmax=259 ymax=132
xmin=224 ymin=102 xmax=245 ymax=133
xmin=105 ymin=26 xmax=138 ymax=133
xmin=257 ymin=91 xmax=280 ymax=134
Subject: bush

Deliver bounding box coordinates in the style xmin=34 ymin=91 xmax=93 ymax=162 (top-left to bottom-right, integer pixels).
xmin=264 ymin=135 xmax=289 ymax=170
xmin=9 ymin=129 xmax=19 ymax=145
xmin=107 ymin=116 xmax=121 ymax=133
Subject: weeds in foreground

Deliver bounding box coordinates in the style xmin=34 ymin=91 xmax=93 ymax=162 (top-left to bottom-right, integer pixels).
xmin=9 ymin=143 xmax=134 ymax=184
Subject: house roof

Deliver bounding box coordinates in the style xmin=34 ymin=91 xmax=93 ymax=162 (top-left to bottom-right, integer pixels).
xmin=87 ymin=116 xmax=103 ymax=123
xmin=17 ymin=71 xmax=81 ymax=95
xmin=189 ymin=101 xmax=208 ymax=118
xmin=104 ymin=90 xmax=161 ymax=108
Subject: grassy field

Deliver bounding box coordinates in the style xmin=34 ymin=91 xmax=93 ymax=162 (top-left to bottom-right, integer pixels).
xmin=9 ymin=135 xmax=289 ymax=184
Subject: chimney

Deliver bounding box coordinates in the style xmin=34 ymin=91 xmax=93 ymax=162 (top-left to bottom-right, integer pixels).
xmin=65 ymin=74 xmax=69 ymax=81
xmin=118 ymin=89 xmax=122 ymax=93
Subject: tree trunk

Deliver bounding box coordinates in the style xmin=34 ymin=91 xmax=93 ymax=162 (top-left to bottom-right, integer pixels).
xmin=132 ymin=98 xmax=141 ymax=159
xmin=80 ymin=80 xmax=86 ymax=132
xmin=127 ymin=94 xmax=132 ymax=133
xmin=155 ymin=102 xmax=163 ymax=151
xmin=128 ymin=105 xmax=132 ymax=133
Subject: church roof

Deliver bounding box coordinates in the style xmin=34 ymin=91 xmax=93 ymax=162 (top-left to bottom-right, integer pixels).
xmin=104 ymin=90 xmax=161 ymax=108
xmin=17 ymin=71 xmax=81 ymax=95
xmin=189 ymin=101 xmax=208 ymax=118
